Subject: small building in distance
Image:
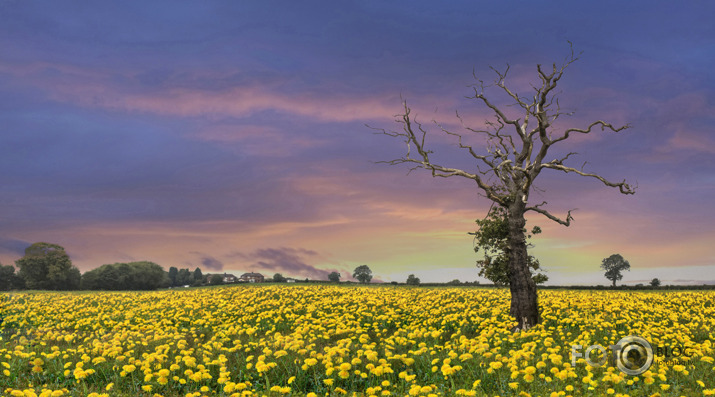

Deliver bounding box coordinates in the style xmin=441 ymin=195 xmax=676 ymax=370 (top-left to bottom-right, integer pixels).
xmin=239 ymin=272 xmax=264 ymax=283
xmin=222 ymin=273 xmax=237 ymax=283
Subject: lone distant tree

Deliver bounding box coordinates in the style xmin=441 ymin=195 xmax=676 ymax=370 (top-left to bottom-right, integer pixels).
xmin=601 ymin=254 xmax=631 ymax=287
xmin=375 ymin=46 xmax=635 ymax=331
xmin=471 ymin=207 xmax=548 ymax=286
xmin=273 ymin=273 xmax=286 ymax=282
xmin=353 ymin=265 xmax=373 ymax=284
xmin=650 ymin=278 xmax=661 ymax=288
xmin=328 ymin=271 xmax=341 ymax=282
xmin=16 ymin=242 xmax=81 ymax=290
xmin=406 ymin=274 xmax=420 ymax=285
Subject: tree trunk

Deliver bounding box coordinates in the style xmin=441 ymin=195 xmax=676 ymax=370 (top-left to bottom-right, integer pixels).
xmin=506 ymin=199 xmax=540 ymax=331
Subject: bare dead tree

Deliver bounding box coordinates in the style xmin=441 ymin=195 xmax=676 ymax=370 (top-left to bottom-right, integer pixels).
xmin=372 ymin=46 xmax=635 ymax=331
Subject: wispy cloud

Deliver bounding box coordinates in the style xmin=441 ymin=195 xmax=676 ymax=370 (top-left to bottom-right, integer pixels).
xmin=666 ymin=129 xmax=715 ymax=155
xmin=0 ymin=237 xmax=30 ymax=256
xmin=232 ymin=247 xmax=345 ymax=280
xmin=193 ymin=253 xmax=224 ymax=271
xmin=0 ymin=60 xmax=403 ymax=123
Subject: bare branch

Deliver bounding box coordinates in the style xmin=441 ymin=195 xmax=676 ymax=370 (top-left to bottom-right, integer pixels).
xmin=526 ymin=206 xmax=575 ymax=226
xmin=529 ymin=201 xmax=548 ymax=209
xmin=539 ymin=163 xmax=636 ymax=194
xmin=490 ymin=64 xmax=532 ymax=112
xmin=434 ymin=120 xmax=496 ymax=170
xmin=470 ymin=84 xmax=525 ymax=140
xmin=544 ymin=151 xmax=579 ymax=166
xmin=371 ymin=101 xmax=510 ymax=205
xmin=551 ymin=120 xmax=630 ymax=145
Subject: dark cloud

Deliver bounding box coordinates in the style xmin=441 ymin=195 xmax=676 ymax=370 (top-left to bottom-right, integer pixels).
xmin=200 ymin=255 xmax=224 ymax=271
xmin=0 ymin=237 xmax=30 ymax=256
xmin=236 ymin=247 xmax=340 ymax=280
xmin=254 ymin=247 xmax=318 ymax=259
xmin=189 ymin=252 xmax=224 ymax=271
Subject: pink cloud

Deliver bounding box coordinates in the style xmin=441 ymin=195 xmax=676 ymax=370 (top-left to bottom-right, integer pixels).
xmin=666 ymin=129 xmax=715 ymax=154
xmin=112 ymin=86 xmax=401 ymax=122
xmin=644 ymin=92 xmax=715 ymax=155
xmin=192 ymin=124 xmax=327 ymax=157
xmin=1 ymin=60 xmax=408 ymax=122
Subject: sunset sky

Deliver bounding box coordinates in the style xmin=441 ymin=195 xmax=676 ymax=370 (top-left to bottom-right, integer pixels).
xmin=1 ymin=2 xmax=714 ymax=285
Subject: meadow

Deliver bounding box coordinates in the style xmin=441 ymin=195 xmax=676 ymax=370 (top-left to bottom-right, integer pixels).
xmin=1 ymin=285 xmax=713 ymax=397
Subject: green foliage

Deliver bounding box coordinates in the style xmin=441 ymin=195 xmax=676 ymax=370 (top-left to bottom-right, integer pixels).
xmin=406 ymin=274 xmax=420 ymax=285
xmin=471 ymin=207 xmax=547 ymax=286
xmin=168 ymin=266 xmax=178 ymax=287
xmin=600 ymin=253 xmax=630 ymax=287
xmin=0 ymin=263 xmax=22 ymax=290
xmin=651 ymin=278 xmax=661 ymax=287
xmin=353 ymin=265 xmax=373 ymax=284
xmin=177 ymin=268 xmax=193 ymax=286
xmin=169 ymin=266 xmax=203 ymax=287
xmin=15 ymin=242 xmax=81 ymax=290
xmin=80 ymin=261 xmax=168 ymax=290
xmin=273 ymin=273 xmax=286 ymax=282
xmin=193 ymin=267 xmax=203 ymax=283
xmin=209 ymin=274 xmax=224 ymax=285
xmin=447 ymin=279 xmax=461 ymax=285
xmin=328 ymin=271 xmax=341 ymax=282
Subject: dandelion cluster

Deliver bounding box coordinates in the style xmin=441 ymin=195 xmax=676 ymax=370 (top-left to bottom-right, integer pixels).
xmin=1 ymin=286 xmax=713 ymax=396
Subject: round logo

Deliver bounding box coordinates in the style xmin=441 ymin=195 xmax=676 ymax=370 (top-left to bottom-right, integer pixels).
xmin=615 ymin=335 xmax=653 ymax=375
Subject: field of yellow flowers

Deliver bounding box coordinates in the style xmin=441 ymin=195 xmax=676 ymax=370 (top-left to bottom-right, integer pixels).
xmin=1 ymin=285 xmax=714 ymax=397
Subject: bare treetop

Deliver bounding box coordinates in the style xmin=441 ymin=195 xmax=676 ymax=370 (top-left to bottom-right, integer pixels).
xmin=373 ymin=46 xmax=635 ymax=227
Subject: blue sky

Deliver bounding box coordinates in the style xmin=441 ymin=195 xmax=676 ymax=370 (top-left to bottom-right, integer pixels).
xmin=1 ymin=1 xmax=714 ymax=284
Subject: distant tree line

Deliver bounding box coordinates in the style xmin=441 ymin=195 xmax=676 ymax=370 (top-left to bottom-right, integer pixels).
xmin=82 ymin=262 xmax=169 ymax=290
xmin=538 ymin=284 xmax=715 ymax=290
xmin=0 ymin=242 xmax=215 ymax=291
xmin=3 ymin=242 xmax=710 ymax=292
xmin=168 ymin=266 xmax=205 ymax=287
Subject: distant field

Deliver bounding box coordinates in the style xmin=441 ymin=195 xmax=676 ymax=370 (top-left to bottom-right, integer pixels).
xmin=1 ymin=286 xmax=713 ymax=396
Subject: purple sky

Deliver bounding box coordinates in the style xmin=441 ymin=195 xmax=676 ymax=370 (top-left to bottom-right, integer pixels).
xmin=1 ymin=2 xmax=714 ymax=285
